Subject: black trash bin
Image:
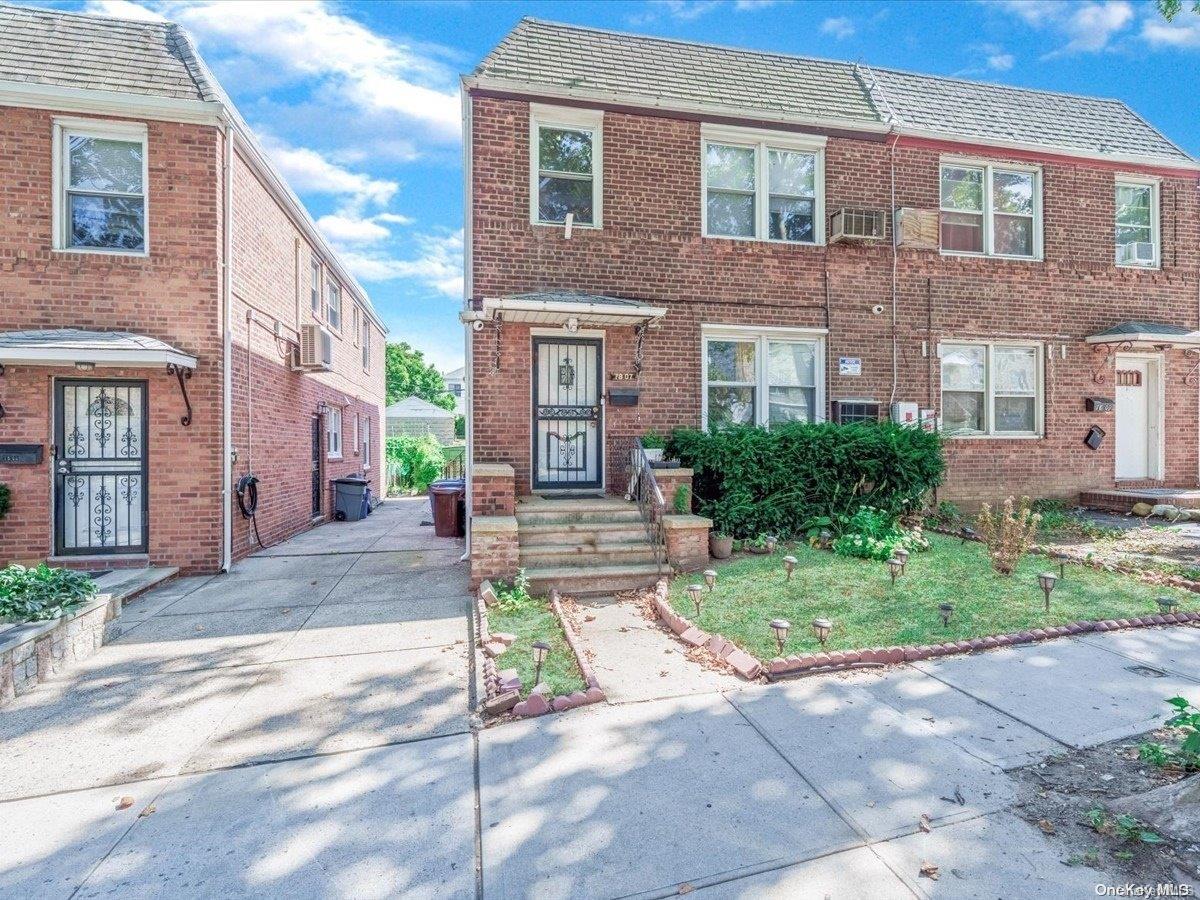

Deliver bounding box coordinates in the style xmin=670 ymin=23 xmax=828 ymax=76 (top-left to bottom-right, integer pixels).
xmin=429 ymin=478 xmax=465 ymax=537
xmin=333 ymin=475 xmax=369 ymax=522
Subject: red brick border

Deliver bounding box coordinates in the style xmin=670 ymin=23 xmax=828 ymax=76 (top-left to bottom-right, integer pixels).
xmin=649 ymin=579 xmax=763 ymax=680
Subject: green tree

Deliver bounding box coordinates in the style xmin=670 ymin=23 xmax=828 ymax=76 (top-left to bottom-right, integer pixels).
xmin=1158 ymin=0 xmax=1199 ymax=19
xmin=385 ymin=342 xmax=455 ymax=409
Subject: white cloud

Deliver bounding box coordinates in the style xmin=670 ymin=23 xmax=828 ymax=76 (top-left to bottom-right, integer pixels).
xmin=1142 ymin=11 xmax=1200 ymax=47
xmin=84 ymin=0 xmax=166 ymax=21
xmin=820 ymin=16 xmax=856 ymax=39
xmin=318 ymin=211 xmax=415 ymax=245
xmin=258 ymin=136 xmax=397 ymax=209
xmin=734 ymin=0 xmax=778 ymax=9
xmin=339 ymin=230 xmax=463 ymax=297
xmin=987 ymin=0 xmax=1135 ymax=55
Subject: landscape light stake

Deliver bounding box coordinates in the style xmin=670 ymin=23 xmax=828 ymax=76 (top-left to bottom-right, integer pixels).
xmin=782 ymin=556 xmax=797 ymax=581
xmin=1156 ymin=596 xmax=1180 ymax=615
xmin=1037 ymin=572 xmax=1058 ymax=613
xmin=811 ymin=617 xmax=832 ymax=647
xmin=1053 ymin=551 xmax=1068 ymax=580
xmin=960 ymin=526 xmax=978 ymax=544
xmin=687 ymin=583 xmax=704 ymax=617
xmin=703 ymin=569 xmax=717 ymax=592
xmin=769 ymin=618 xmax=791 ymax=656
xmin=531 ymin=640 xmax=550 ymax=686
xmin=887 ymin=557 xmax=903 ymax=587
xmin=938 ymin=602 xmax=954 ymax=629
xmin=893 ymin=546 xmax=910 ymax=575
xmin=765 ymin=535 xmax=778 ymax=553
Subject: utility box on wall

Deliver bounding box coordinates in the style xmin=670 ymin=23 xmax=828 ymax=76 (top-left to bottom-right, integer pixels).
xmin=890 ymin=402 xmax=919 ymax=427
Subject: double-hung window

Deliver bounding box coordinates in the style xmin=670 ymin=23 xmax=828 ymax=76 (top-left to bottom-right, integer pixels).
xmin=362 ymin=417 xmax=371 ymax=467
xmin=702 ymin=126 xmax=824 ymax=244
xmin=310 ymin=259 xmax=321 ymax=314
xmin=327 ymin=408 xmax=342 ymax=458
xmin=326 ymin=280 xmax=342 ymax=331
xmin=940 ymin=342 xmax=1043 ymax=437
xmin=530 ymin=104 xmax=602 ymax=227
xmin=1115 ymin=178 xmax=1159 ymax=268
xmin=361 ymin=319 xmax=371 ymax=370
xmin=55 ymin=119 xmax=148 ymax=253
xmin=939 ymin=161 xmax=1040 ymax=259
xmin=702 ymin=328 xmax=825 ymax=429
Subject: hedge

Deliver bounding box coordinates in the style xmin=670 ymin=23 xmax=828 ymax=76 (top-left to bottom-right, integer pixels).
xmin=385 ymin=435 xmax=445 ymax=494
xmin=668 ymin=422 xmax=944 ymax=538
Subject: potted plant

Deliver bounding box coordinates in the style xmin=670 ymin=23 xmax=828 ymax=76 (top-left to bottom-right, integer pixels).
xmin=640 ymin=430 xmax=667 ymax=463
xmin=709 ymin=531 xmax=734 ymax=559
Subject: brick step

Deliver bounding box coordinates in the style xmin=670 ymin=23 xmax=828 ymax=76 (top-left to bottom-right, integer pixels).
xmin=524 ymin=562 xmax=670 ymax=596
xmin=518 ymin=541 xmax=660 ymax=568
xmin=516 ymin=521 xmax=650 ymax=546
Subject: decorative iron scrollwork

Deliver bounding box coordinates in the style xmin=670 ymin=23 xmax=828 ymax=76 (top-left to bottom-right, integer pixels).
xmin=558 ymin=358 xmax=576 ymax=388
xmin=1185 ymin=348 xmax=1200 ymax=387
xmin=167 ymin=363 xmax=194 ymax=427
xmin=537 ymin=405 xmax=597 ymax=420
xmin=1091 ymin=341 xmax=1132 ymax=385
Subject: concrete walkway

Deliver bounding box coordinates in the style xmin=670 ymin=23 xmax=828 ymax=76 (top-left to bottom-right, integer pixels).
xmin=4 ymin=504 xmax=1200 ymax=897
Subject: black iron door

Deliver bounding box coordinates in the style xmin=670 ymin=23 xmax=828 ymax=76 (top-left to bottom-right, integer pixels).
xmin=533 ymin=337 xmax=602 ymax=490
xmin=311 ymin=415 xmax=322 ymax=517
xmin=54 ymin=379 xmax=148 ymax=555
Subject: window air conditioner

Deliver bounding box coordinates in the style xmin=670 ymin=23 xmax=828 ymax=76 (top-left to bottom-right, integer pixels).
xmin=299 ymin=324 xmax=334 ymax=370
xmin=1118 ymin=242 xmax=1155 ymax=265
xmin=829 ymin=207 xmax=886 ymax=243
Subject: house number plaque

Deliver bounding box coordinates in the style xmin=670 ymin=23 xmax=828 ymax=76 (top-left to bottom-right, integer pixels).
xmin=609 ymin=372 xmax=636 ymax=381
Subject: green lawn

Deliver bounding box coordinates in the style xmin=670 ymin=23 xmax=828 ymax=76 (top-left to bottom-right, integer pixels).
xmin=669 ymin=533 xmax=1194 ymax=661
xmin=488 ymin=596 xmax=587 ymax=697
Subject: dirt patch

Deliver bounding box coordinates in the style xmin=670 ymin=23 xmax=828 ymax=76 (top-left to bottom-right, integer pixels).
xmin=1043 ymin=515 xmax=1200 ymax=577
xmin=1012 ymin=730 xmax=1200 ymax=885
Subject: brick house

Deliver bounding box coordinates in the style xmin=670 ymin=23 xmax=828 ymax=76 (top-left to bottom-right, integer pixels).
xmin=0 ymin=5 xmax=386 ymax=574
xmin=459 ymin=19 xmax=1200 ymax=589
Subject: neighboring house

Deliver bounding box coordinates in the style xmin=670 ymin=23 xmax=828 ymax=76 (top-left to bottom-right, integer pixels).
xmin=0 ymin=4 xmax=386 ymax=574
xmin=386 ymin=395 xmax=456 ymax=444
xmin=462 ymin=18 xmax=1200 ymax=519
xmin=442 ymin=365 xmax=466 ymax=413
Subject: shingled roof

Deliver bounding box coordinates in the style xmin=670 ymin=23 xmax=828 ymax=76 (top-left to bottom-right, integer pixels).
xmin=0 ymin=3 xmax=217 ymax=102
xmin=473 ymin=18 xmax=1194 ymax=166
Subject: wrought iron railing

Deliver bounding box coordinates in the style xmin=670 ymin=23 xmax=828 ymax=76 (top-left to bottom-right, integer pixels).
xmin=627 ymin=437 xmax=666 ymax=568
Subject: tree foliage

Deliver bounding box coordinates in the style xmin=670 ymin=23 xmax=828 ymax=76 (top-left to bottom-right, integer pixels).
xmin=385 ymin=342 xmax=455 ymax=410
xmin=1157 ymin=0 xmax=1199 ymax=19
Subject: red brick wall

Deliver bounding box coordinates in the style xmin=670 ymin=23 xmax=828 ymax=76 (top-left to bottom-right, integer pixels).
xmin=469 ymin=96 xmax=1200 ymax=506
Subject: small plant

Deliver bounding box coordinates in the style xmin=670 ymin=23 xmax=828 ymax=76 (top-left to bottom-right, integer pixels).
xmin=832 ymin=505 xmax=930 ymax=562
xmin=640 ymin=430 xmax=667 ymax=451
xmin=0 ymin=482 xmax=10 ymax=520
xmin=1083 ymin=806 xmax=1165 ymax=845
xmin=977 ymin=496 xmax=1042 ymax=575
xmin=673 ymin=484 xmax=692 ymax=515
xmin=1138 ymin=697 xmax=1200 ymax=771
xmin=0 ymin=564 xmax=97 ymax=623
xmin=1031 ymin=498 xmax=1071 ymax=531
xmin=494 ymin=569 xmax=535 ymax=613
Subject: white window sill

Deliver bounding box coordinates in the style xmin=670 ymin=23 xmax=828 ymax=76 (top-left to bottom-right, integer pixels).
xmin=938 ymin=250 xmax=1042 ymax=263
xmin=944 ymin=432 xmax=1043 ymax=440
xmin=703 ymin=234 xmax=824 ymax=248
xmin=54 ymin=246 xmax=149 ymax=258
xmin=327 ymin=453 xmax=342 ymax=460
xmin=1116 ymin=262 xmax=1161 ymax=271
xmin=532 ymin=220 xmax=600 ymax=230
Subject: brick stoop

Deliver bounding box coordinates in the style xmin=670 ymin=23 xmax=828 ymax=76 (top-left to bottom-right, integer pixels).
xmin=515 ymin=496 xmax=669 ymax=595
xmin=1080 ymin=486 xmax=1200 ymax=514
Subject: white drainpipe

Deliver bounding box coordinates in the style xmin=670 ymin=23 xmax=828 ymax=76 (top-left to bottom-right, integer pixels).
xmin=220 ymin=118 xmax=234 ymax=572
xmin=460 ymin=83 xmax=474 ymax=562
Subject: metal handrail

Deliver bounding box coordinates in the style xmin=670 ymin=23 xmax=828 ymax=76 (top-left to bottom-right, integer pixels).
xmin=627 ymin=437 xmax=666 ymax=567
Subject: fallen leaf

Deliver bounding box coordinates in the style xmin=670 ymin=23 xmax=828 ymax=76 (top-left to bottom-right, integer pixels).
xmin=678 ymin=884 xmax=694 ymax=895
xmin=919 ymin=814 xmax=932 ymax=833
xmin=116 ymin=796 xmax=134 ymax=811
xmin=138 ymin=805 xmax=156 ymax=818
xmin=1038 ymin=819 xmax=1056 ymax=835
xmin=919 ymin=862 xmax=940 ymax=880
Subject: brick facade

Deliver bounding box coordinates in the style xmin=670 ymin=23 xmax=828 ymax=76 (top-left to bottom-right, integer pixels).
xmin=0 ymin=105 xmax=386 ymax=573
xmin=468 ymin=95 xmax=1200 ymax=507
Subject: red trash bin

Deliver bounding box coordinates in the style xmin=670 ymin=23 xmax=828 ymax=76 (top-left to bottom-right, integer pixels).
xmin=429 ymin=478 xmax=465 ymax=537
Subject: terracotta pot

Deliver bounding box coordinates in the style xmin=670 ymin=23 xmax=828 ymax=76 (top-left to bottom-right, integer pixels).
xmin=710 ymin=534 xmax=734 ymax=559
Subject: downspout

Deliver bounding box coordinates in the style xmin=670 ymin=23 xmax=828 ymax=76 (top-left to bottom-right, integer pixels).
xmin=220 ymin=117 xmax=234 ymax=572
xmin=460 ymin=82 xmax=474 ymax=563
xmin=888 ymin=126 xmax=900 ymax=407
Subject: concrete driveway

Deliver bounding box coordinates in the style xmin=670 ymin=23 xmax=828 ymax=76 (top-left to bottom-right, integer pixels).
xmin=3 ymin=501 xmax=1200 ymax=898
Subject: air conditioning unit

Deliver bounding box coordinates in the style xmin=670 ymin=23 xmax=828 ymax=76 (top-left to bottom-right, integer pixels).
xmin=829 ymin=207 xmax=886 ymax=243
xmin=895 ymin=208 xmax=940 ymax=250
xmin=298 ymin=323 xmax=334 ymax=370
xmin=830 ymin=399 xmax=881 ymax=425
xmin=1118 ymin=242 xmax=1156 ymax=265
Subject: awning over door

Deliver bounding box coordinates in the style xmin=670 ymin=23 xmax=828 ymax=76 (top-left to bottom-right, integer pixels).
xmin=1085 ymin=321 xmax=1200 ymax=349
xmin=468 ymin=292 xmax=667 ymax=328
xmin=0 ymin=329 xmax=197 ymax=369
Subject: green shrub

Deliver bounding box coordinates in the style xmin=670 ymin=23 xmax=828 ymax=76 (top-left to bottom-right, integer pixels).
xmin=454 ymin=415 xmax=466 ymax=439
xmin=669 ymin=422 xmax=944 ymax=539
xmin=641 ymin=430 xmax=667 ymax=450
xmin=0 ymin=564 xmax=97 ymax=623
xmin=0 ymin=482 xmax=9 ymax=519
xmin=385 ymin=434 xmax=445 ymax=494
xmin=672 ymin=484 xmax=692 ymax=515
xmin=1031 ymin=497 xmax=1071 ymax=531
xmin=832 ymin=505 xmax=930 ymax=561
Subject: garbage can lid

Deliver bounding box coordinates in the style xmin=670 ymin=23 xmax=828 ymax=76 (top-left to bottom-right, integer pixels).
xmin=334 ymin=476 xmax=369 ymax=485
xmin=429 ymin=478 xmax=465 ymax=493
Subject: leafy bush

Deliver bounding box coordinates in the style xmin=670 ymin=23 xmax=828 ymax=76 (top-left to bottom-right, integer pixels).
xmin=1031 ymin=497 xmax=1071 ymax=531
xmin=0 ymin=564 xmax=97 ymax=623
xmin=977 ymin=496 xmax=1041 ymax=575
xmin=454 ymin=415 xmax=466 ymax=439
xmin=641 ymin=430 xmax=667 ymax=450
xmin=385 ymin=434 xmax=445 ymax=494
xmin=832 ymin=505 xmax=930 ymax=561
xmin=1138 ymin=696 xmax=1200 ymax=772
xmin=669 ymin=422 xmax=944 ymax=539
xmin=0 ymin=482 xmax=9 ymax=519
xmin=495 ymin=569 xmax=535 ymax=613
xmin=672 ymin=484 xmax=692 ymax=515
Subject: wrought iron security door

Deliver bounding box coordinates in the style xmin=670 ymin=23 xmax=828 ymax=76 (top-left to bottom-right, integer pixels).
xmin=311 ymin=415 xmax=322 ymax=517
xmin=54 ymin=380 xmax=148 ymax=555
xmin=533 ymin=337 xmax=602 ymax=490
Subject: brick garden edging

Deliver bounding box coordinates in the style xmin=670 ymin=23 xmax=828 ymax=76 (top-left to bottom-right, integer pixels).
xmin=475 ymin=580 xmax=606 ymax=720
xmin=650 ymin=579 xmax=763 ymax=680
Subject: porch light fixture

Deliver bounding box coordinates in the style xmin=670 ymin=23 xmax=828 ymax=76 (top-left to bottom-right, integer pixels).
xmin=1037 ymin=572 xmax=1058 ymax=613
xmin=765 ymin=535 xmax=778 ymax=553
xmin=74 ymin=361 xmax=96 ymax=372
xmin=769 ymin=618 xmax=791 ymax=655
xmin=531 ymin=640 xmax=550 ymax=686
xmin=316 ymin=400 xmax=330 ymax=415
xmin=565 ymin=316 xmax=580 ymax=334
xmin=887 ymin=557 xmax=903 ymax=587
xmin=893 ymin=547 xmax=910 ymax=575
xmin=1156 ymin=596 xmax=1180 ymax=615
xmin=811 ymin=617 xmax=832 ymax=646
xmin=938 ymin=602 xmax=954 ymax=629
xmin=687 ymin=583 xmax=704 ymax=617
xmin=818 ymin=529 xmax=833 ymax=550
xmin=960 ymin=526 xmax=979 ymax=544
xmin=703 ymin=569 xmax=717 ymax=591
xmin=782 ymin=555 xmax=797 ymax=581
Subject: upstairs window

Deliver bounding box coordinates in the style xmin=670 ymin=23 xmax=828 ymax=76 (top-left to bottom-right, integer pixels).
xmin=530 ymin=105 xmax=602 ymax=227
xmin=702 ymin=327 xmax=825 ymax=429
xmin=55 ymin=119 xmax=147 ymax=253
xmin=326 ymin=280 xmax=342 ymax=331
xmin=310 ymin=259 xmax=321 ymax=313
xmin=361 ymin=319 xmax=370 ymax=370
xmin=1115 ymin=178 xmax=1159 ymax=268
xmin=940 ymin=342 xmax=1042 ymax=437
xmin=940 ymin=162 xmax=1040 ymax=259
xmin=702 ymin=127 xmax=824 ymax=244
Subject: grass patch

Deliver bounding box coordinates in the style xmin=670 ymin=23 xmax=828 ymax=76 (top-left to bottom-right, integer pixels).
xmin=489 ymin=596 xmax=587 ymax=698
xmin=669 ymin=532 xmax=1194 ymax=661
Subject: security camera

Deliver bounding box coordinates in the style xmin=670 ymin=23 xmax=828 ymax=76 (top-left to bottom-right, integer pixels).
xmin=471 ymin=319 xmax=485 ymax=332
xmin=871 ymin=304 xmax=885 ymax=316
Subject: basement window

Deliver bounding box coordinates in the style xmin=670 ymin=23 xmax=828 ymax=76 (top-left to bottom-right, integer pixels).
xmin=940 ymin=341 xmax=1043 ymax=437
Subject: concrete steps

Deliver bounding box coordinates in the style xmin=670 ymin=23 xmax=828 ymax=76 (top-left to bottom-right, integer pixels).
xmin=524 ymin=562 xmax=670 ymax=596
xmin=517 ymin=521 xmax=649 ymax=546
xmin=518 ymin=541 xmax=659 ymax=568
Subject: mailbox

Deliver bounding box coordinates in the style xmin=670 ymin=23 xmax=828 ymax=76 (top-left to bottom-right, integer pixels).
xmin=1085 ymin=397 xmax=1114 ymax=413
xmin=0 ymin=444 xmax=44 ymax=465
xmin=1083 ymin=426 xmax=1106 ymax=450
xmin=607 ymin=388 xmax=639 ymax=407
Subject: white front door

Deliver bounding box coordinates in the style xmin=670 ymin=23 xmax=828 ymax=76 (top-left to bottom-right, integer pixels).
xmin=1114 ymin=357 xmax=1153 ymax=480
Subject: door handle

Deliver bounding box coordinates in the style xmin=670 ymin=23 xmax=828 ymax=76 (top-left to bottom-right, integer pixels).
xmin=56 ymin=457 xmax=73 ymax=475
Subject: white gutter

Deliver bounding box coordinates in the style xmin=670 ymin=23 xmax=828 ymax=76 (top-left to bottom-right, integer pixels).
xmin=479 ymin=297 xmax=669 ymax=320
xmin=461 ymin=83 xmax=474 ymax=563
xmin=220 ymin=117 xmax=234 ymax=573
xmin=0 ymin=80 xmax=224 ymax=125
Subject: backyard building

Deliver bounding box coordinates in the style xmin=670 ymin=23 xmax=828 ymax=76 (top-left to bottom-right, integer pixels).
xmin=0 ymin=5 xmax=386 ymax=573
xmin=386 ymin=395 xmax=457 ymax=443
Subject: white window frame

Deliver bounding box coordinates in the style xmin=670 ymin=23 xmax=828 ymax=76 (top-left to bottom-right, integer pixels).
xmin=700 ymin=124 xmax=826 ymax=246
xmin=700 ymin=324 xmax=827 ymax=430
xmin=326 ymin=279 xmax=342 ymax=331
xmin=310 ymin=258 xmax=322 ymax=314
xmin=362 ymin=416 xmax=371 ymax=468
xmin=939 ymin=157 xmax=1042 ymax=261
xmin=529 ymin=104 xmax=604 ymax=229
xmin=938 ymin=340 xmax=1045 ymax=439
xmin=352 ymin=413 xmax=360 ymax=457
xmin=361 ymin=319 xmax=371 ymax=371
xmin=52 ymin=117 xmax=150 ymax=256
xmin=1114 ymin=175 xmax=1160 ymax=269
xmin=327 ymin=407 xmax=343 ymax=459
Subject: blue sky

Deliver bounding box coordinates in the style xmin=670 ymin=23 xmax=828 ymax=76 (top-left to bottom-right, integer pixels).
xmin=66 ymin=0 xmax=1200 ymax=371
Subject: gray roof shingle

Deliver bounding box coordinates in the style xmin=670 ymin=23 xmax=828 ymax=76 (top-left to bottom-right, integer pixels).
xmin=475 ymin=18 xmax=1193 ymax=165
xmin=0 ymin=3 xmax=215 ymax=101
